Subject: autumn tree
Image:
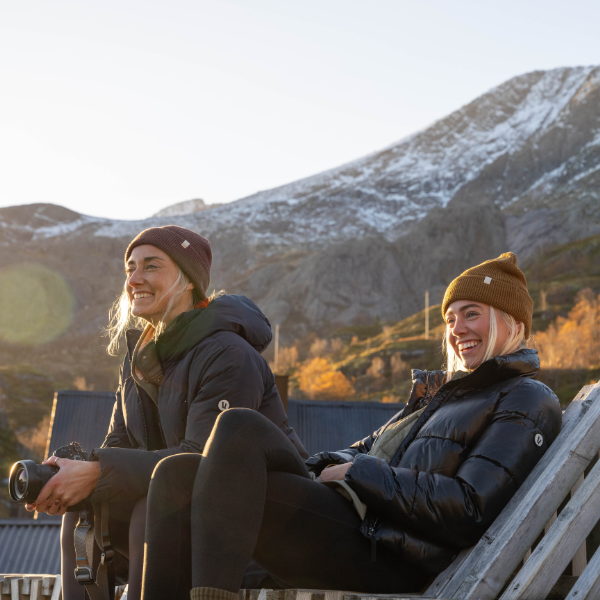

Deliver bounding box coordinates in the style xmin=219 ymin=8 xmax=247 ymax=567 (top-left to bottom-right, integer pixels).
xmin=536 ymin=289 xmax=600 ymax=369
xmin=297 ymin=357 xmax=355 ymax=400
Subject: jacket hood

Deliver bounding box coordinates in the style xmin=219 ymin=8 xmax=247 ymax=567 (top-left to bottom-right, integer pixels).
xmin=151 ymin=295 xmax=272 ymax=364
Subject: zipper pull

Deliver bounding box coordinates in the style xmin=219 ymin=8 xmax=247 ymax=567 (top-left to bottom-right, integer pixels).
xmin=368 ymin=526 xmax=377 ymax=562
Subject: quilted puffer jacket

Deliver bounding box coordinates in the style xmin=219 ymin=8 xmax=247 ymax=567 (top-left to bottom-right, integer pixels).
xmin=306 ymin=349 xmax=562 ymax=573
xmin=92 ymin=294 xmax=306 ymax=503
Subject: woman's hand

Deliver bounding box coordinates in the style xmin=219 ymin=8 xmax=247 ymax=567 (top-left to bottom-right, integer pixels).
xmin=320 ymin=462 xmax=352 ymax=482
xmin=25 ymin=458 xmax=101 ymax=516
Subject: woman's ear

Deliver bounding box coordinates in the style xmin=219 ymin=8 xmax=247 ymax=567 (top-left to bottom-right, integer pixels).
xmin=187 ymin=282 xmax=194 ymax=292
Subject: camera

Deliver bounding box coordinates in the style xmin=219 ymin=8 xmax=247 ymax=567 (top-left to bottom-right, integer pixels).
xmin=8 ymin=442 xmax=88 ymax=505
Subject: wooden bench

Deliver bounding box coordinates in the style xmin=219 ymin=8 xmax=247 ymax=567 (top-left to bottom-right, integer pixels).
xmin=242 ymin=381 xmax=600 ymax=600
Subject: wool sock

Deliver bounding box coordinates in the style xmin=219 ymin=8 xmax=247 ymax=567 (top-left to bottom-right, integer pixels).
xmin=190 ymin=587 xmax=241 ymax=600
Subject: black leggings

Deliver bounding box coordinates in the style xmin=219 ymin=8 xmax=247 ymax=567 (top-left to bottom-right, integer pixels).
xmin=143 ymin=409 xmax=428 ymax=599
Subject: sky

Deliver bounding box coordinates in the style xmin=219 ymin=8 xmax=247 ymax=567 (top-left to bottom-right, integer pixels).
xmin=1 ymin=0 xmax=599 ymax=220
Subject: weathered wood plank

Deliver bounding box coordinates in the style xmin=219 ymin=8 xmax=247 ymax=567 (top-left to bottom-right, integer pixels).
xmin=570 ymin=474 xmax=587 ymax=576
xmin=30 ymin=578 xmax=41 ymax=600
xmin=439 ymin=383 xmax=600 ymax=599
xmin=10 ymin=578 xmax=22 ymax=600
xmin=40 ymin=577 xmax=53 ymax=596
xmin=565 ymin=544 xmax=600 ymax=599
xmin=49 ymin=575 xmax=61 ymax=600
xmin=499 ymin=454 xmax=600 ymax=599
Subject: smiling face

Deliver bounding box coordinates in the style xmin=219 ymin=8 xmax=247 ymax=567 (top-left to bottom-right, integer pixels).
xmin=126 ymin=244 xmax=194 ymax=326
xmin=445 ymin=300 xmax=512 ymax=370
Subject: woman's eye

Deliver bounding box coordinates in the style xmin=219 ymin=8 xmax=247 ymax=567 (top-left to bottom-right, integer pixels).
xmin=466 ymin=311 xmax=478 ymax=318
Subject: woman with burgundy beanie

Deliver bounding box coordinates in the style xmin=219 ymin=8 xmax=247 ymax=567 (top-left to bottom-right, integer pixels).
xmin=25 ymin=225 xmax=306 ymax=600
xmin=142 ymin=252 xmax=562 ymax=600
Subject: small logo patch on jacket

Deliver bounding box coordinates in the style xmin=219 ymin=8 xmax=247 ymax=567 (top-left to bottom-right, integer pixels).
xmin=535 ymin=433 xmax=543 ymax=447
xmin=218 ymin=399 xmax=230 ymax=411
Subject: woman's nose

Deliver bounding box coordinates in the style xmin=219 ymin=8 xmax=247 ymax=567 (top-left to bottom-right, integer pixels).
xmin=127 ymin=269 xmax=144 ymax=287
xmin=452 ymin=318 xmax=468 ymax=336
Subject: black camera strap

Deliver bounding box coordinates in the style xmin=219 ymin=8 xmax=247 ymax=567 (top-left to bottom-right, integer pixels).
xmin=74 ymin=502 xmax=114 ymax=600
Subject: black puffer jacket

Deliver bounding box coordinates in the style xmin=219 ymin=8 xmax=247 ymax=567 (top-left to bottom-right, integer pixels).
xmin=306 ymin=349 xmax=561 ymax=573
xmin=92 ymin=295 xmax=306 ymax=503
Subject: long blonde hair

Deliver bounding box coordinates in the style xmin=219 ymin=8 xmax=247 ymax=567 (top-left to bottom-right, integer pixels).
xmin=443 ymin=306 xmax=529 ymax=376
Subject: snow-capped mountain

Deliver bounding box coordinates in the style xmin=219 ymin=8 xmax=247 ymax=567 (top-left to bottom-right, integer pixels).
xmin=1 ymin=66 xmax=599 ymax=357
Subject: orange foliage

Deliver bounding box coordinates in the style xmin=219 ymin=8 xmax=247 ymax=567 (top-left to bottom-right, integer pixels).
xmin=297 ymin=357 xmax=355 ymax=400
xmin=536 ymin=289 xmax=600 ymax=369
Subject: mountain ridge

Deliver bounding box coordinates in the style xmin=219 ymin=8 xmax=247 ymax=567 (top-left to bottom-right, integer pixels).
xmin=1 ymin=65 xmax=599 ymax=348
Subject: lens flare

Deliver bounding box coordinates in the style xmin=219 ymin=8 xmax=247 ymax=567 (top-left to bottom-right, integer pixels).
xmin=0 ymin=263 xmax=75 ymax=345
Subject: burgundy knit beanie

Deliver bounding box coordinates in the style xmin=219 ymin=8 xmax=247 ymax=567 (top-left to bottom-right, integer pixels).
xmin=125 ymin=226 xmax=212 ymax=297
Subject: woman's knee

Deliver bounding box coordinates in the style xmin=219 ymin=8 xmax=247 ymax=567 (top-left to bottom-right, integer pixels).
xmin=151 ymin=453 xmax=202 ymax=488
xmin=148 ymin=453 xmax=202 ymax=515
xmin=209 ymin=408 xmax=273 ymax=450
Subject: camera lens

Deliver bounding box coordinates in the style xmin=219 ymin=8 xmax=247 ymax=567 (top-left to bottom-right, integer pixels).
xmin=8 ymin=460 xmax=58 ymax=505
xmin=17 ymin=466 xmax=27 ymax=495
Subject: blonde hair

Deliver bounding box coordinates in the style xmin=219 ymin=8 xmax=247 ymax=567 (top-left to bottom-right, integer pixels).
xmin=443 ymin=306 xmax=529 ymax=376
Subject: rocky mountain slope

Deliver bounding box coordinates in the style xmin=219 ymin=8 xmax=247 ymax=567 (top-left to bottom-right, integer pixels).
xmin=1 ymin=65 xmax=599 ymax=378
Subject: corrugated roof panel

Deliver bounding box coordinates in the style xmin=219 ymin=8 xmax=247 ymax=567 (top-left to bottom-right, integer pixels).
xmin=0 ymin=519 xmax=61 ymax=574
xmin=287 ymin=399 xmax=404 ymax=457
xmin=46 ymin=390 xmax=116 ymax=457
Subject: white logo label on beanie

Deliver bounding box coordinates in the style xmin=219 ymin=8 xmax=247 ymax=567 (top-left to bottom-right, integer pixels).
xmin=484 ymin=276 xmax=492 ymax=284
xmin=218 ymin=399 xmax=230 ymax=411
xmin=181 ymin=240 xmax=191 ymax=248
xmin=535 ymin=433 xmax=543 ymax=447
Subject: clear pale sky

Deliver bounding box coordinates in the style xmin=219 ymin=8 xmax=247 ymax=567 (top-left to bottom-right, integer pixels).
xmin=1 ymin=0 xmax=598 ymax=220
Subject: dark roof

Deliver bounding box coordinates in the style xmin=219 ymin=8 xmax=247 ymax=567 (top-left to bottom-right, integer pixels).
xmin=287 ymin=399 xmax=403 ymax=457
xmin=0 ymin=519 xmax=60 ymax=574
xmin=45 ymin=390 xmax=116 ymax=457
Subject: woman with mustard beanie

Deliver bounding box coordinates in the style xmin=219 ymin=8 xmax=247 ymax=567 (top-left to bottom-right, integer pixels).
xmin=142 ymin=252 xmax=562 ymax=599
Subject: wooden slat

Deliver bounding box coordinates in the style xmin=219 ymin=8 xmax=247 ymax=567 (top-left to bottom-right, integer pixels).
xmin=500 ymin=455 xmax=600 ymax=599
xmin=565 ymin=544 xmax=600 ymax=600
xmin=49 ymin=575 xmax=61 ymax=600
xmin=10 ymin=578 xmax=21 ymax=600
xmin=432 ymin=384 xmax=600 ymax=599
xmin=570 ymin=473 xmax=587 ymax=576
xmin=30 ymin=578 xmax=41 ymax=600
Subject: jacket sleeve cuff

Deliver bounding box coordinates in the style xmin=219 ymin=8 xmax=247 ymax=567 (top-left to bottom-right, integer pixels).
xmin=345 ymin=453 xmax=392 ymax=505
xmin=90 ymin=447 xmax=162 ymax=504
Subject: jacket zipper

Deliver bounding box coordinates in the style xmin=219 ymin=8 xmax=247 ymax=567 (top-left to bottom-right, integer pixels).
xmin=368 ymin=516 xmax=379 ymax=562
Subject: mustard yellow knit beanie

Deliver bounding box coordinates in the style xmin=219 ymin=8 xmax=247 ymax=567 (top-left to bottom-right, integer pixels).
xmin=441 ymin=252 xmax=533 ymax=337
